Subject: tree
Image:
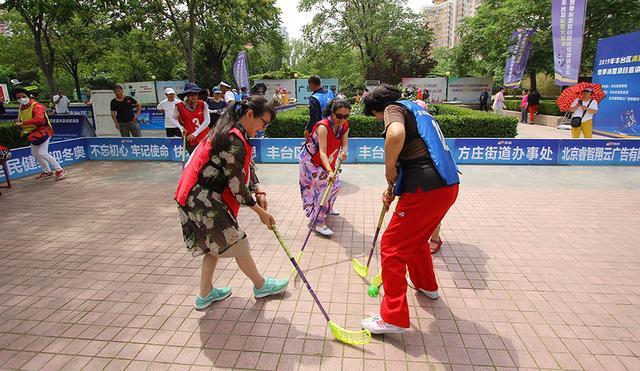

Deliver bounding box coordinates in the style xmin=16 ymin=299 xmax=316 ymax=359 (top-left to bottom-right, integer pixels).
xmin=2 ymin=0 xmax=75 ymax=94
xmin=300 ymin=0 xmax=425 ymax=80
xmin=454 ymin=0 xmax=640 ymax=90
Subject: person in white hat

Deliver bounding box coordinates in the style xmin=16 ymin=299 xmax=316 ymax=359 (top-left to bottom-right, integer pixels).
xmin=157 ymin=87 xmax=184 ymax=137
xmin=219 ymin=82 xmax=236 ymax=104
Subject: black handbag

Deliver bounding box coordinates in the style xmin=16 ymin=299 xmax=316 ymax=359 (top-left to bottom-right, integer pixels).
xmin=571 ymin=99 xmax=593 ymax=128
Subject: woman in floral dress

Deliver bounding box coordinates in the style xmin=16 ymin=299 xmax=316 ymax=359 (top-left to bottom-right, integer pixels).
xmin=299 ymin=99 xmax=350 ymax=236
xmin=175 ymin=96 xmax=289 ymax=310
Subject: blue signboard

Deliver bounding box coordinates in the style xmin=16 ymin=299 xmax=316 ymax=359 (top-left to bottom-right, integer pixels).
xmin=49 ymin=115 xmax=95 ymax=141
xmin=592 ymin=31 xmax=640 ymax=137
xmin=295 ymin=79 xmax=339 ymax=106
xmin=0 ymin=138 xmax=88 ymax=183
xmin=137 ymin=106 xmax=166 ymax=130
xmin=558 ymin=139 xmax=640 ymax=165
xmin=87 ymin=137 xmax=184 ymax=161
xmin=69 ymin=105 xmax=95 ymax=128
xmin=453 ymin=138 xmax=558 ymax=165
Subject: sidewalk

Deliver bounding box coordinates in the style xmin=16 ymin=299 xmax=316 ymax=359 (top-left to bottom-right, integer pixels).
xmin=1 ymin=162 xmax=639 ymax=370
xmin=516 ymin=123 xmax=608 ymax=139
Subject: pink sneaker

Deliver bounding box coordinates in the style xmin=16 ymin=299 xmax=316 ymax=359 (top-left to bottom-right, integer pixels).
xmin=35 ymin=172 xmax=54 ymax=181
xmin=54 ymin=169 xmax=67 ymax=181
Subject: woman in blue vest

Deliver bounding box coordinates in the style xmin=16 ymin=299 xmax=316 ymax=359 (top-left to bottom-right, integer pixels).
xmin=175 ymin=96 xmax=289 ymax=310
xmin=360 ymin=85 xmax=460 ymax=334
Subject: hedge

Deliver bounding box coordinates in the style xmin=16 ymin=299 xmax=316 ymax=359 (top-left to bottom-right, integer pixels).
xmin=0 ymin=122 xmax=27 ymax=149
xmin=504 ymin=99 xmax=563 ymax=116
xmin=267 ymin=104 xmax=517 ymax=138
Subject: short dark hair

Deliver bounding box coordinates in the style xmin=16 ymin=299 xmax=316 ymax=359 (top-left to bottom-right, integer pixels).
xmin=308 ymin=75 xmax=321 ymax=86
xmin=12 ymin=87 xmax=29 ymax=98
xmin=113 ymin=84 xmax=124 ymax=91
xmin=324 ymin=98 xmax=352 ymax=118
xmin=362 ymin=84 xmax=402 ymax=116
xmin=524 ymin=89 xmax=529 ymax=93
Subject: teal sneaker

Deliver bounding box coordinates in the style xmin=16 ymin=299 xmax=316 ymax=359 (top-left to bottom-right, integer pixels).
xmin=194 ymin=287 xmax=232 ymax=310
xmin=253 ymin=277 xmax=289 ymax=299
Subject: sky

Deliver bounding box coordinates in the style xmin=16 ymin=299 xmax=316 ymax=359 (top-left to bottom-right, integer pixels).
xmin=275 ymin=0 xmax=433 ymax=39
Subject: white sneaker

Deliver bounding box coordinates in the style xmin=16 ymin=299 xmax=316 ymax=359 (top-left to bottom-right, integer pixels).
xmin=314 ymin=225 xmax=334 ymax=236
xmin=330 ymin=208 xmax=340 ymax=216
xmin=406 ymin=276 xmax=439 ymax=299
xmin=361 ymin=314 xmax=406 ymax=334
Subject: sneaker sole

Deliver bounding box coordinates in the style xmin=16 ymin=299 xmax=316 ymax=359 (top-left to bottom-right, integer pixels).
xmin=194 ymin=290 xmax=232 ymax=310
xmin=362 ymin=324 xmax=406 ymax=334
xmin=254 ymin=284 xmax=288 ymax=299
xmin=55 ymin=174 xmax=67 ymax=181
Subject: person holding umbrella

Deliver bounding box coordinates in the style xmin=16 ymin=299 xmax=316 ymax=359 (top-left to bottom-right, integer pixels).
xmin=174 ymin=83 xmax=210 ymax=153
xmin=569 ymin=88 xmax=599 ymax=138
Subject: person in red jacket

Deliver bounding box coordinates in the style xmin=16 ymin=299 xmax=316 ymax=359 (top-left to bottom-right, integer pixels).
xmin=14 ymin=88 xmax=66 ymax=181
xmin=174 ymin=83 xmax=211 ymax=154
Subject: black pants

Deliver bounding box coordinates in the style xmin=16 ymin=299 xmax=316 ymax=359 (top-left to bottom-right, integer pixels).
xmin=166 ymin=128 xmax=182 ymax=137
xmin=479 ymin=101 xmax=489 ymax=111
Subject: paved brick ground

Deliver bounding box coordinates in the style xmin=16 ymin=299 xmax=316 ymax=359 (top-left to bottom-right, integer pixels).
xmin=1 ymin=161 xmax=640 ymax=370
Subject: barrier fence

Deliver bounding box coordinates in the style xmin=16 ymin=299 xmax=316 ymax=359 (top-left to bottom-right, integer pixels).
xmin=2 ymin=137 xmax=640 ymax=183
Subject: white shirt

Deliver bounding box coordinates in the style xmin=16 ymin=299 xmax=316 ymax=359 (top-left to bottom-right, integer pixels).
xmin=172 ymin=101 xmax=210 ymax=137
xmin=157 ymin=98 xmax=181 ymax=128
xmin=53 ymin=94 xmax=70 ymax=114
xmin=224 ymin=91 xmax=236 ymax=103
xmin=572 ymin=98 xmax=598 ymax=122
xmin=492 ymin=91 xmax=505 ymax=109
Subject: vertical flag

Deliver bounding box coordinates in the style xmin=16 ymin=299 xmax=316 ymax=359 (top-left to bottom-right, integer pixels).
xmin=233 ymin=51 xmax=250 ymax=90
xmin=504 ymin=29 xmax=535 ymax=88
xmin=552 ymin=0 xmax=588 ymax=86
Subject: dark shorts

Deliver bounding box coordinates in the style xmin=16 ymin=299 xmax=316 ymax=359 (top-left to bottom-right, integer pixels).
xmin=166 ymin=128 xmax=182 ymax=137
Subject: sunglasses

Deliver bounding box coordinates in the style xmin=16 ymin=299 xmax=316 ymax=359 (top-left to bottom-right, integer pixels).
xmin=334 ymin=113 xmax=350 ymax=120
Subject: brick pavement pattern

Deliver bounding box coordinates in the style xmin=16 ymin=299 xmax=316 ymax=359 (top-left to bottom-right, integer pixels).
xmin=1 ymin=161 xmax=640 ymax=370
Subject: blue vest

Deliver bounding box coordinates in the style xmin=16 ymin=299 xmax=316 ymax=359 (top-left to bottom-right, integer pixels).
xmin=394 ymin=100 xmax=460 ymax=195
xmin=311 ymin=89 xmax=335 ymax=118
xmin=234 ymin=93 xmax=242 ymax=101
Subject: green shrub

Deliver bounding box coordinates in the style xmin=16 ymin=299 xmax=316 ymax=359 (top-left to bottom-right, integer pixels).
xmin=504 ymin=99 xmax=562 ymax=116
xmin=0 ymin=122 xmax=28 ymax=149
xmin=267 ymin=104 xmax=517 ymax=138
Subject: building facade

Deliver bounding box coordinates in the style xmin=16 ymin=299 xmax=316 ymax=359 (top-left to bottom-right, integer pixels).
xmin=423 ymin=0 xmax=482 ymax=49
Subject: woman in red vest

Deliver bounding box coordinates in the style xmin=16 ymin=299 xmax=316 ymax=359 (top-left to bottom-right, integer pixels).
xmin=14 ymin=88 xmax=67 ymax=181
xmin=174 ymin=83 xmax=210 ymax=154
xmin=175 ymin=96 xmax=289 ymax=310
xmin=298 ymin=99 xmax=350 ymax=236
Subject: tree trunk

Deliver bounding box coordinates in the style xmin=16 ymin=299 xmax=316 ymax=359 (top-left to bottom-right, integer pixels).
xmin=186 ymin=47 xmax=196 ymax=82
xmin=528 ymin=69 xmax=537 ymax=92
xmin=72 ymin=64 xmax=81 ymax=100
xmin=33 ymin=35 xmax=56 ymax=94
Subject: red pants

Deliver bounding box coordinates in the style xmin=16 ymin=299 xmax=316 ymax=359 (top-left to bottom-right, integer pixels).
xmin=528 ymin=104 xmax=539 ymax=123
xmin=380 ymin=184 xmax=459 ymax=328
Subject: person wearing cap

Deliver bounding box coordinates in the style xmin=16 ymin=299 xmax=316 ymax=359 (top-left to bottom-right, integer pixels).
xmin=157 ymin=88 xmax=183 ymax=137
xmin=219 ymin=82 xmax=236 ymax=103
xmin=110 ymin=84 xmax=142 ymax=137
xmin=206 ymin=88 xmax=226 ymax=127
xmin=569 ymin=88 xmax=598 ymax=138
xmin=173 ymin=82 xmax=210 ymax=153
xmin=13 ymin=87 xmax=67 ymax=181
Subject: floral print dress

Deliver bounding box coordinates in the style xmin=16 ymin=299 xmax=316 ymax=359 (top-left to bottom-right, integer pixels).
xmin=178 ymin=124 xmax=258 ymax=257
xmin=298 ymin=122 xmax=345 ymax=226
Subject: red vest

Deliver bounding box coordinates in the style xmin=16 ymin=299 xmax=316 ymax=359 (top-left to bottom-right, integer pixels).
xmin=175 ymin=128 xmax=251 ymax=218
xmin=176 ymin=100 xmax=210 ymax=145
xmin=309 ymin=118 xmax=348 ymax=170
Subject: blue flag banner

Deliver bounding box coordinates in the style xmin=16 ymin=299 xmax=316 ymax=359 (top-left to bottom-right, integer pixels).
xmin=592 ymin=31 xmax=640 ymax=137
xmin=504 ymin=29 xmax=535 ymax=88
xmin=552 ymin=0 xmax=587 ymax=86
xmin=233 ymin=51 xmax=250 ymax=90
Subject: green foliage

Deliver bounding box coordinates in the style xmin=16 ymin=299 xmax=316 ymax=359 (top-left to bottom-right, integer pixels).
xmin=266 ymin=104 xmax=517 ymax=138
xmin=0 ymin=123 xmax=28 ymax=149
xmin=504 ymin=99 xmax=562 ymax=116
xmin=299 ymin=0 xmax=435 ymax=83
xmin=452 ymin=0 xmax=640 ymax=89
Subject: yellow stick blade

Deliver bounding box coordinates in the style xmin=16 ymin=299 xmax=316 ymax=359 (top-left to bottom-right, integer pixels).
xmin=371 ymin=272 xmax=383 ymax=288
xmin=328 ymin=321 xmax=371 ymax=345
xmin=351 ymin=258 xmax=369 ymax=278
